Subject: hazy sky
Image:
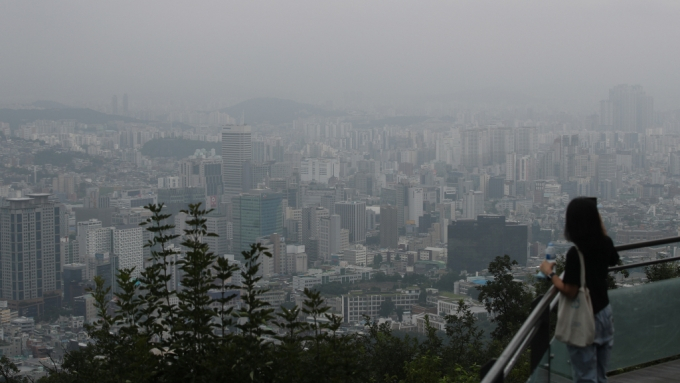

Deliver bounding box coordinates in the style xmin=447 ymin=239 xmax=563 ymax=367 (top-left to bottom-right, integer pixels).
xmin=2 ymin=1 xmax=680 ymax=109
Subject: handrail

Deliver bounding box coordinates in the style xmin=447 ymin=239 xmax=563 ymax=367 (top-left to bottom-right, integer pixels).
xmin=480 ymin=236 xmax=680 ymax=383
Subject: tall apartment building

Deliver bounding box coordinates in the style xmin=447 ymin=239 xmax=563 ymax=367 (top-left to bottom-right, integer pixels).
xmin=204 ymin=214 xmax=229 ymax=256
xmin=112 ymin=225 xmax=144 ymax=280
xmin=76 ymin=219 xmax=110 ymax=264
xmin=222 ymin=125 xmax=252 ymax=196
xmin=179 ymin=158 xmax=223 ymax=197
xmin=300 ymin=158 xmax=340 ymax=184
xmin=463 ymin=191 xmax=484 ymax=219
xmin=301 ymin=206 xmax=329 ymax=252
xmin=335 ymin=201 xmax=366 ymax=243
xmin=608 ymin=84 xmax=654 ymax=132
xmin=597 ymin=154 xmax=617 ymax=199
xmin=0 ymin=194 xmax=62 ymax=317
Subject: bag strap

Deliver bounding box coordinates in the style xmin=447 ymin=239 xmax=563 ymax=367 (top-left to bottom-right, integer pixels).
xmin=574 ymin=246 xmax=587 ymax=288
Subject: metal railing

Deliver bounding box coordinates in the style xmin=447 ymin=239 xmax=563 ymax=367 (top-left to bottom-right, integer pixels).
xmin=480 ymin=236 xmax=680 ymax=383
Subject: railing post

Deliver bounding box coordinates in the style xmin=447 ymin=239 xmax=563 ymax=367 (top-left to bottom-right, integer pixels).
xmin=530 ymin=294 xmax=550 ymax=379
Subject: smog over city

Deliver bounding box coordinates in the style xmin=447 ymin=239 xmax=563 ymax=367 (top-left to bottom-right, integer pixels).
xmin=0 ymin=1 xmax=678 ymax=382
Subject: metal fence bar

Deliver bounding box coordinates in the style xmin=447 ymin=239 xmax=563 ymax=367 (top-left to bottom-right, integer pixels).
xmin=480 ymin=236 xmax=680 ymax=383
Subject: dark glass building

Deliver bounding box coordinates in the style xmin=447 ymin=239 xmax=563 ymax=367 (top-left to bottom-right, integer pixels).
xmin=448 ymin=215 xmax=527 ymax=273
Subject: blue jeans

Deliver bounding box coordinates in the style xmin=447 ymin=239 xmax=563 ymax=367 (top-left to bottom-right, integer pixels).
xmin=567 ymin=304 xmax=614 ymax=383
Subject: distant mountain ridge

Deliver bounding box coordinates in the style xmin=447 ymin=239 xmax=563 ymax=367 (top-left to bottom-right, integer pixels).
xmin=221 ymin=97 xmax=342 ymax=125
xmin=32 ymin=100 xmax=71 ymax=109
xmin=0 ymin=107 xmax=138 ymax=129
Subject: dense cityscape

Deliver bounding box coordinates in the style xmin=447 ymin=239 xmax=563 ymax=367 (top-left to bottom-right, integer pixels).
xmin=0 ymin=81 xmax=677 ymax=380
xmin=1 ymin=1 xmax=679 ymax=382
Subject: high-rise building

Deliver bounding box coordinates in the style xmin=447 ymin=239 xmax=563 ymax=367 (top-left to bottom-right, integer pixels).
xmin=112 ymin=225 xmax=144 ymax=280
xmin=608 ymin=84 xmax=654 ymax=132
xmin=301 ymin=206 xmax=328 ymax=252
xmin=232 ymin=190 xmax=283 ymax=256
xmin=252 ymin=141 xmax=267 ymax=164
xmin=408 ymin=187 xmax=423 ymax=227
xmin=111 ymin=95 xmax=118 ymax=115
xmin=395 ymin=182 xmax=409 ymax=230
xmin=76 ymin=219 xmax=108 ymax=265
xmin=157 ymin=187 xmax=206 ymax=217
xmin=0 ymin=194 xmax=62 ymax=317
xmin=448 ymin=215 xmax=527 ymax=273
xmin=321 ymin=194 xmax=336 ymax=215
xmin=463 ymin=191 xmax=484 ymax=219
xmin=205 ymin=214 xmax=229 ymax=257
xmin=335 ymin=201 xmax=366 ymax=243
xmin=461 ymin=128 xmax=482 ymax=169
xmin=318 ymin=214 xmax=341 ymax=261
xmin=222 ymin=125 xmax=252 ymax=196
xmin=597 ymin=154 xmax=617 ymax=199
xmin=379 ymin=205 xmax=398 ymax=249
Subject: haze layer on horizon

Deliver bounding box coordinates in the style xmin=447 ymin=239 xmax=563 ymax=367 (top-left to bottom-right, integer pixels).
xmin=1 ymin=1 xmax=679 ymax=110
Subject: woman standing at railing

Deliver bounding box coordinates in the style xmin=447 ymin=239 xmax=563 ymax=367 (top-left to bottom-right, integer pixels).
xmin=540 ymin=197 xmax=620 ymax=383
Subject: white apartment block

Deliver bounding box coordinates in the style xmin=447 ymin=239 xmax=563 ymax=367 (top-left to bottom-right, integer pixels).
xmin=158 ymin=176 xmax=180 ymax=189
xmin=343 ymin=244 xmax=367 ymax=266
xmin=341 ymin=291 xmax=419 ymax=323
xmin=112 ymin=226 xmax=144 ymax=279
xmin=300 ymin=158 xmax=339 ymax=184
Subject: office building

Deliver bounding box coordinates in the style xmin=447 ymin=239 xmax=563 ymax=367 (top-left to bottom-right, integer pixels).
xmin=448 ymin=215 xmax=527 ymax=273
xmin=343 ymin=244 xmax=368 ymax=266
xmin=222 ymin=125 xmax=252 ymax=196
xmin=379 ymin=205 xmax=398 ymax=249
xmin=335 ymin=201 xmax=366 ymax=243
xmin=232 ymin=190 xmax=283 ymax=256
xmin=318 ymin=214 xmax=341 ymax=261
xmin=408 ymin=187 xmax=423 ymax=227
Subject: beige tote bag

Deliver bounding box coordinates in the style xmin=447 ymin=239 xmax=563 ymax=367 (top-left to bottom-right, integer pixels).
xmin=555 ymin=248 xmax=595 ymax=347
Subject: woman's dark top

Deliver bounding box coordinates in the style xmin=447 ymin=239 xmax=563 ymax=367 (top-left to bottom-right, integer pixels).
xmin=562 ymin=236 xmax=620 ymax=314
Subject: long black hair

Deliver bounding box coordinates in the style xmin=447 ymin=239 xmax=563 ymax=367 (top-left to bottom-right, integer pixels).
xmin=564 ymin=197 xmax=606 ymax=246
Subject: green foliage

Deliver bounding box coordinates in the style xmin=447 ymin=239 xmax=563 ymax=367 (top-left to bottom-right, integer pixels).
xmin=39 ymin=203 xmax=536 ymax=383
xmin=373 ymin=253 xmax=383 ymax=268
xmin=478 ymin=255 xmax=533 ymax=342
xmin=645 ymin=255 xmax=680 ymax=282
xmin=0 ymin=355 xmax=33 ymax=383
xmin=379 ymin=297 xmax=396 ymax=318
xmin=434 ymin=271 xmax=459 ymax=291
xmin=311 ymin=281 xmax=349 ymax=296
